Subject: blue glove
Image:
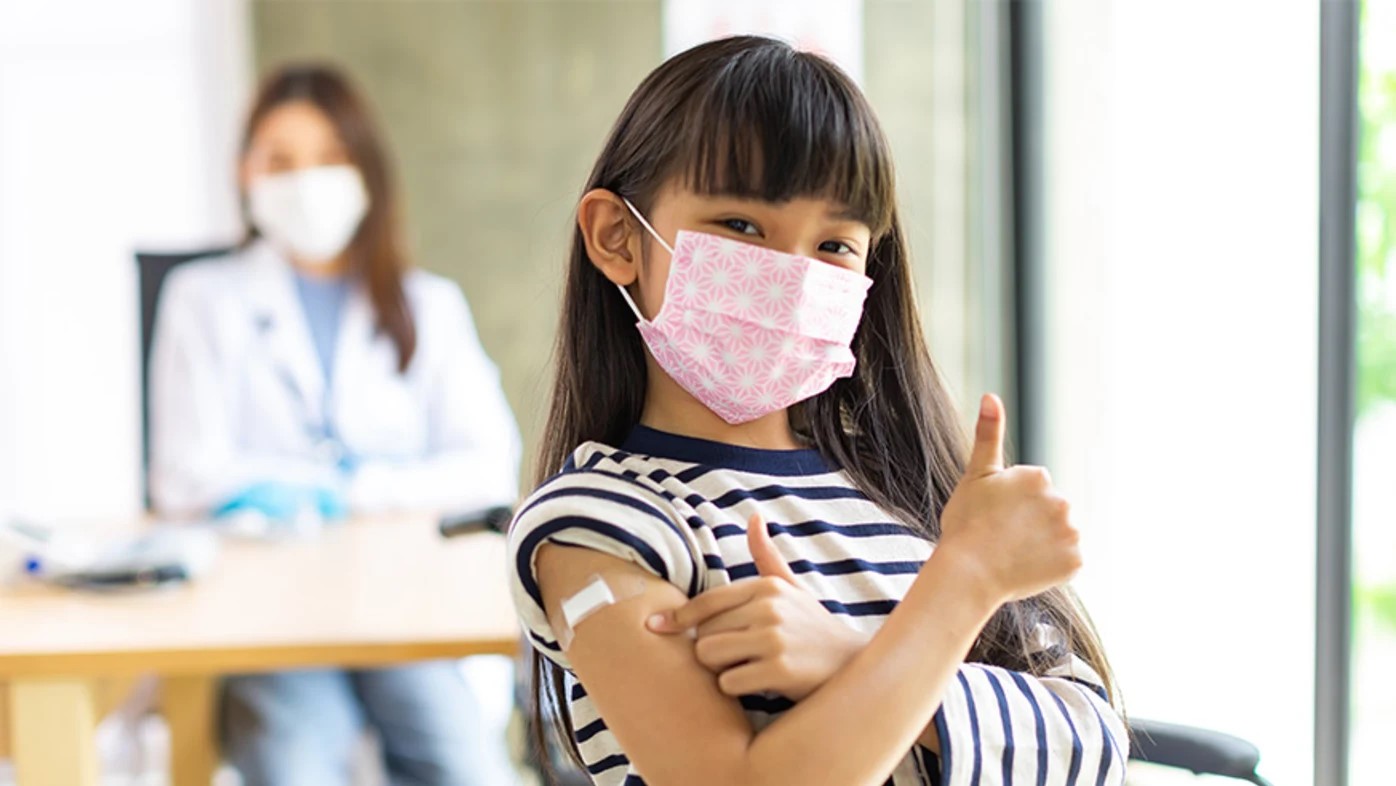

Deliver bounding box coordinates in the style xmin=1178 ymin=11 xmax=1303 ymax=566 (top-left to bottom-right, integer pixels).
xmin=313 ymin=485 xmax=348 ymax=521
xmin=214 ymin=481 xmax=348 ymax=523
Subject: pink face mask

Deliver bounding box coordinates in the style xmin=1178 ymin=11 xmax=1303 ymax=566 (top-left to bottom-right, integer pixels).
xmin=618 ymin=199 xmax=872 ymax=425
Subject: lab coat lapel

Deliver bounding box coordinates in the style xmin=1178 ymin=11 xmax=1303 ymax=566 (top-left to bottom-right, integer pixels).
xmin=243 ymin=241 xmax=326 ymax=419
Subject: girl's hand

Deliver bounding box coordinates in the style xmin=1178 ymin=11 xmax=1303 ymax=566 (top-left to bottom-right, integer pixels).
xmin=646 ymin=514 xmax=869 ymax=701
xmin=937 ymin=393 xmax=1082 ymax=605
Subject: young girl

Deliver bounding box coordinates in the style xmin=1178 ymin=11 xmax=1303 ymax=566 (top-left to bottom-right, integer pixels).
xmin=507 ymin=36 xmax=1126 ymax=786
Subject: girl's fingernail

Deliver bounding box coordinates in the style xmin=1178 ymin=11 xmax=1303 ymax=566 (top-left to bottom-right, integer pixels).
xmin=646 ymin=613 xmax=669 ymax=631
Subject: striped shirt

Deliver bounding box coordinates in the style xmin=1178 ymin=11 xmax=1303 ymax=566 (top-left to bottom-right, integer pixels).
xmin=507 ymin=426 xmax=1128 ymax=786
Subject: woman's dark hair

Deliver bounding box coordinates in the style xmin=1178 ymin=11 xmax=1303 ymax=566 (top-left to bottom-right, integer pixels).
xmin=532 ymin=35 xmax=1118 ymax=773
xmin=239 ymin=62 xmax=416 ymax=372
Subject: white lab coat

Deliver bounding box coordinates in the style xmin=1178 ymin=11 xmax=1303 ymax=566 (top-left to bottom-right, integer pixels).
xmin=148 ymin=240 xmax=521 ymax=517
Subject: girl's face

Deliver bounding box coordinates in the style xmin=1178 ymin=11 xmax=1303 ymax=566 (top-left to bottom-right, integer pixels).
xmin=578 ymin=179 xmax=876 ymax=444
xmin=240 ymin=100 xmax=352 ymax=187
xmin=622 ymin=182 xmax=874 ymax=321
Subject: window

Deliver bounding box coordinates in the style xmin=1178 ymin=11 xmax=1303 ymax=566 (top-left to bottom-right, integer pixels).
xmin=1351 ymin=0 xmax=1396 ymax=781
xmin=1037 ymin=3 xmax=1321 ymax=780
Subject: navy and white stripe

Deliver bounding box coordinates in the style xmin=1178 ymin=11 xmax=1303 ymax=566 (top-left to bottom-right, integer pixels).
xmin=507 ymin=425 xmax=1127 ymax=786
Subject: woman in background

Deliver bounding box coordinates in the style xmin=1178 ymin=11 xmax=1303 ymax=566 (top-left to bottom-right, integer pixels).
xmin=149 ymin=63 xmax=519 ymax=786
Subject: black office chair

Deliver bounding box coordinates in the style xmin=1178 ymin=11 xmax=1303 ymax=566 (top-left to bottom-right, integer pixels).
xmin=135 ymin=246 xmax=235 ymax=508
xmin=1128 ymin=717 xmax=1273 ymax=785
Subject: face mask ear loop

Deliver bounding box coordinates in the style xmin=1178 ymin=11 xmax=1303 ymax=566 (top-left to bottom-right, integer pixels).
xmin=613 ymin=197 xmax=675 ymax=322
xmin=614 ymin=280 xmax=645 ymax=322
xmin=620 ymin=197 xmax=675 ymax=256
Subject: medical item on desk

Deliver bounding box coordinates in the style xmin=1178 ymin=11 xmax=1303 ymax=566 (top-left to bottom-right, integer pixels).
xmin=213 ymin=481 xmax=347 ymax=539
xmin=437 ymin=505 xmax=514 ymax=539
xmin=0 ymin=518 xmax=219 ymax=591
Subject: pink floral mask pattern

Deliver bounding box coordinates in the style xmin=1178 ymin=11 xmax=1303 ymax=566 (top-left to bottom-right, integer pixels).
xmin=618 ymin=199 xmax=872 ymax=425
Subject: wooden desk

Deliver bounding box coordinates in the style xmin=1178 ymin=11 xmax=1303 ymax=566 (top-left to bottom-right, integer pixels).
xmin=0 ymin=514 xmax=519 ymax=786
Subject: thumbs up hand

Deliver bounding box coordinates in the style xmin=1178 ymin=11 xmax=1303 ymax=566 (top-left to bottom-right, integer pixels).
xmin=646 ymin=513 xmax=869 ymax=700
xmin=938 ymin=394 xmax=1082 ymax=605
xmin=747 ymin=509 xmax=800 ymax=584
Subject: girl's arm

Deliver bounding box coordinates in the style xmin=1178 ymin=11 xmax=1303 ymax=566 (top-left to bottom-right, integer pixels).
xmin=537 ymin=537 xmax=1000 ymax=786
xmin=651 ymin=519 xmax=1127 ymax=779
xmin=534 ymin=395 xmax=1085 ymax=786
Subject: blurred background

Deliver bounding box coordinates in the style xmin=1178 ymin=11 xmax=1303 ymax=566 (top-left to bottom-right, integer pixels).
xmin=0 ymin=1 xmax=1391 ymax=785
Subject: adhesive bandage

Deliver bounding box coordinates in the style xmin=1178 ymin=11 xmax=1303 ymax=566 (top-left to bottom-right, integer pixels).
xmin=556 ymin=573 xmax=647 ymax=649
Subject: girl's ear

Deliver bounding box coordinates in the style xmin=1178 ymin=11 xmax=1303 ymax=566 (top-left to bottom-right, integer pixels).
xmin=578 ymin=189 xmax=643 ymax=286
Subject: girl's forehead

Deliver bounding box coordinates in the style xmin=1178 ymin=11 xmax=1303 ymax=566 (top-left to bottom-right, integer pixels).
xmin=665 ymin=188 xmax=861 ymax=220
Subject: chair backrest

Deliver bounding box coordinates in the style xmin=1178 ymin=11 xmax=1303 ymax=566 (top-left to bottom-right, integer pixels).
xmin=136 ymin=246 xmax=235 ymax=508
xmin=1128 ymin=717 xmax=1272 ymax=785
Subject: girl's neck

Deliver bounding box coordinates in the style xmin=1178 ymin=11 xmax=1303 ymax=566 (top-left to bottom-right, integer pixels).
xmin=639 ymin=358 xmax=804 ymax=450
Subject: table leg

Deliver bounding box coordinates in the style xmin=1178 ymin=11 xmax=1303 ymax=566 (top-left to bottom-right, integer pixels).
xmin=162 ymin=675 xmax=219 ymax=786
xmin=8 ymin=678 xmax=99 ymax=786
xmin=0 ymin=681 xmax=10 ymax=760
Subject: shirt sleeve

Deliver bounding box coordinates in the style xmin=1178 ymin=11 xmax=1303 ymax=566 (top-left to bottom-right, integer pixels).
xmin=506 ymin=463 xmax=705 ymax=670
xmin=930 ymin=654 xmax=1128 ymax=786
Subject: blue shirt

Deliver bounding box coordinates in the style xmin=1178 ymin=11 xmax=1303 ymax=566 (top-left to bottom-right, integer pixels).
xmin=293 ymin=272 xmax=350 ymax=383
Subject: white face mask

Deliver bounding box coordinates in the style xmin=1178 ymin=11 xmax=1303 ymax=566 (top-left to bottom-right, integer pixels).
xmin=248 ymin=165 xmax=369 ymax=264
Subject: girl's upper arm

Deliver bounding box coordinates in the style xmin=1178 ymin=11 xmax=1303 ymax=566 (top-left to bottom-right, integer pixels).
xmin=535 ymin=542 xmax=756 ymax=786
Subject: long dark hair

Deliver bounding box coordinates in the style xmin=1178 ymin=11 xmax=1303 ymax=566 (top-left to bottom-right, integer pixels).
xmin=239 ymin=63 xmax=417 ymax=372
xmin=532 ymin=35 xmax=1118 ymax=771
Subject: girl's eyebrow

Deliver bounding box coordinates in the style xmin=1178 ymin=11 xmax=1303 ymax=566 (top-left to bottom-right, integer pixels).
xmin=702 ymin=198 xmax=868 ymax=228
xmin=824 ymin=205 xmax=866 ymax=223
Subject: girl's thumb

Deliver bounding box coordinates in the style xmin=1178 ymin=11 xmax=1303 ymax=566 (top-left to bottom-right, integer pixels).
xmin=747 ymin=513 xmax=798 ymax=584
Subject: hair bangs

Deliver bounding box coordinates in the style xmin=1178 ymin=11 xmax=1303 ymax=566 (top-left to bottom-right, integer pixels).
xmin=671 ymin=45 xmax=896 ymax=237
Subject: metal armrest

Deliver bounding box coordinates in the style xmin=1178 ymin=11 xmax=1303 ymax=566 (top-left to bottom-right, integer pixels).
xmin=1128 ymin=718 xmax=1272 ymax=786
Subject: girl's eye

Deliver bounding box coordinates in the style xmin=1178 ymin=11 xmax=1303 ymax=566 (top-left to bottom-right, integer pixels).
xmin=819 ymin=240 xmax=856 ymax=255
xmin=721 ymin=218 xmax=760 ymax=236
